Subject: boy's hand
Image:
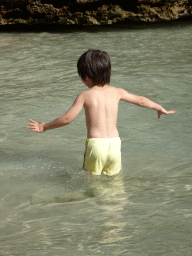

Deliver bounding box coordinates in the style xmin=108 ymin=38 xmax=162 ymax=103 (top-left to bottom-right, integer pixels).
xmin=157 ymin=108 xmax=176 ymax=119
xmin=28 ymin=119 xmax=45 ymax=132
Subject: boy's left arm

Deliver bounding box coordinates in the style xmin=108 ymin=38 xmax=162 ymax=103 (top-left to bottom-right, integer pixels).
xmin=28 ymin=92 xmax=85 ymax=133
xmin=119 ymin=88 xmax=176 ymax=118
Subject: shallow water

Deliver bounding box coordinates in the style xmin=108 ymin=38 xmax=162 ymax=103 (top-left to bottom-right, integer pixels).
xmin=0 ymin=22 xmax=192 ymax=255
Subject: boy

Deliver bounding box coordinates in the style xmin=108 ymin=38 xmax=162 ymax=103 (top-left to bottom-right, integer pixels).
xmin=28 ymin=49 xmax=176 ymax=176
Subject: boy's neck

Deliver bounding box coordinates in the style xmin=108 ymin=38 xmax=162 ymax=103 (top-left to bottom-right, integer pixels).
xmin=90 ymin=84 xmax=110 ymax=89
xmin=83 ymin=77 xmax=110 ymax=88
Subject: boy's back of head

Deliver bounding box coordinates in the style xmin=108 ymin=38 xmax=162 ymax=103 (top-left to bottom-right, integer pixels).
xmin=77 ymin=49 xmax=111 ymax=86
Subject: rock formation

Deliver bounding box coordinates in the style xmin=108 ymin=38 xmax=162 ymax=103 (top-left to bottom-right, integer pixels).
xmin=0 ymin=0 xmax=191 ymax=26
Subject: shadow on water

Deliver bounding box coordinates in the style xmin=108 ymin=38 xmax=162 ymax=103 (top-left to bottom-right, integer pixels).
xmin=0 ymin=17 xmax=192 ymax=33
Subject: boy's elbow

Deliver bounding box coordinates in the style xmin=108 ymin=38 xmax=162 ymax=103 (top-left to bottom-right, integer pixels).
xmin=135 ymin=96 xmax=145 ymax=107
xmin=139 ymin=96 xmax=145 ymax=107
xmin=64 ymin=114 xmax=76 ymax=125
xmin=59 ymin=116 xmax=71 ymax=126
xmin=63 ymin=117 xmax=72 ymax=125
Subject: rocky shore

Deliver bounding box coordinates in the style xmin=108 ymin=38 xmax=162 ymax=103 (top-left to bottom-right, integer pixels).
xmin=0 ymin=0 xmax=191 ymax=28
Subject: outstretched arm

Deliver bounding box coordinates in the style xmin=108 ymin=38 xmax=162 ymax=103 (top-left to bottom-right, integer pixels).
xmin=28 ymin=92 xmax=85 ymax=132
xmin=119 ymin=88 xmax=176 ymax=118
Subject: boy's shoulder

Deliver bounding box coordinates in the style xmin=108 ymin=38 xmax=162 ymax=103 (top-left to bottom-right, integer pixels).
xmin=77 ymin=86 xmax=126 ymax=105
xmin=83 ymin=85 xmax=121 ymax=94
xmin=81 ymin=85 xmax=123 ymax=100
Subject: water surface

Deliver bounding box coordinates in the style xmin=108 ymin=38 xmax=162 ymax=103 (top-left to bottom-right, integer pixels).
xmin=0 ymin=23 xmax=192 ymax=255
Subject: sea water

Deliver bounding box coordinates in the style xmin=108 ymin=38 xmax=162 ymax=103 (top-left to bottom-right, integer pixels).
xmin=0 ymin=22 xmax=192 ymax=255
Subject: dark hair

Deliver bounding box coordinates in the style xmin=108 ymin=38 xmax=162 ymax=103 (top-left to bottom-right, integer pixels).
xmin=77 ymin=49 xmax=111 ymax=86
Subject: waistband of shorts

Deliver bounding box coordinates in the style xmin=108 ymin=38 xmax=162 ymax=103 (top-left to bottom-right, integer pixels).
xmin=86 ymin=137 xmax=121 ymax=142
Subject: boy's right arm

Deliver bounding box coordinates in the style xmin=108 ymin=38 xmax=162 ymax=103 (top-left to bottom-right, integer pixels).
xmin=118 ymin=88 xmax=176 ymax=118
xmin=28 ymin=92 xmax=85 ymax=132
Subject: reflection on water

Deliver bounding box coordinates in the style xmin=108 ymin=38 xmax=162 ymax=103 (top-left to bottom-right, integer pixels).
xmin=0 ymin=23 xmax=192 ymax=255
xmin=30 ymin=171 xmax=126 ymax=204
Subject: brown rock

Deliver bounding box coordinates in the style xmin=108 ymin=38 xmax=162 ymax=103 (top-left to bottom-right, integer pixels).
xmin=0 ymin=0 xmax=191 ymax=26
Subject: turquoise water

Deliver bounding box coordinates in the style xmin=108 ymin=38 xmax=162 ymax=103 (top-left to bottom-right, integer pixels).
xmin=0 ymin=22 xmax=192 ymax=255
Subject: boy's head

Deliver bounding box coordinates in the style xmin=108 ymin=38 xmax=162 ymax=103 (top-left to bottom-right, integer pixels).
xmin=77 ymin=49 xmax=111 ymax=87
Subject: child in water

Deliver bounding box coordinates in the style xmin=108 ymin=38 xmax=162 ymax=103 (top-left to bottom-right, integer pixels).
xmin=28 ymin=49 xmax=176 ymax=176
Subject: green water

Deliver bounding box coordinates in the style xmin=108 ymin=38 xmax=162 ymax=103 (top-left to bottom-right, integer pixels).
xmin=0 ymin=23 xmax=192 ymax=255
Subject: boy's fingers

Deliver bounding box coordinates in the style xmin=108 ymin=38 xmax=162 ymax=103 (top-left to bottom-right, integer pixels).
xmin=28 ymin=127 xmax=39 ymax=132
xmin=158 ymin=109 xmax=176 ymax=118
xmin=165 ymin=110 xmax=176 ymax=115
xmin=29 ymin=119 xmax=36 ymax=123
xmin=168 ymin=110 xmax=176 ymax=114
xmin=29 ymin=119 xmax=39 ymax=125
xmin=27 ymin=123 xmax=33 ymax=126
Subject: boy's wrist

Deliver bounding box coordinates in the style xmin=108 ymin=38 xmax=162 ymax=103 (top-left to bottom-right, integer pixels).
xmin=43 ymin=123 xmax=47 ymax=132
xmin=157 ymin=105 xmax=163 ymax=111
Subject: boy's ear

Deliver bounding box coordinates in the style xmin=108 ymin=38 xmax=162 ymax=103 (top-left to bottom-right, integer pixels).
xmin=82 ymin=77 xmax=93 ymax=88
xmin=81 ymin=77 xmax=87 ymax=82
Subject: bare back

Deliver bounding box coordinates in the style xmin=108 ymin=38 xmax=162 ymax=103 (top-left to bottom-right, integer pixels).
xmin=83 ymin=85 xmax=120 ymax=138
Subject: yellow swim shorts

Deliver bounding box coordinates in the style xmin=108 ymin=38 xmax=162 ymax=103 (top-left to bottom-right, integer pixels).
xmin=83 ymin=137 xmax=121 ymax=176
